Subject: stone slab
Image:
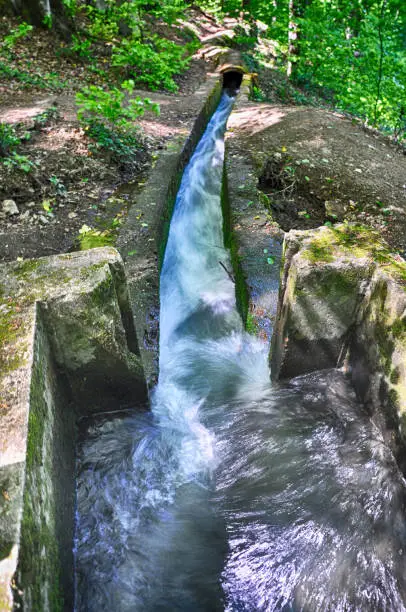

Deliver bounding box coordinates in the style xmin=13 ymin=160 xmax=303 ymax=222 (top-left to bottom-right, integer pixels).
xmin=0 ymin=247 xmax=146 ymax=610
xmin=270 ymin=224 xmax=406 ymax=464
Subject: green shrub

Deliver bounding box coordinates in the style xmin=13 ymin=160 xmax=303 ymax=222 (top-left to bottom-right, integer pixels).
xmin=76 ymin=80 xmax=159 ymax=164
xmin=86 ymin=122 xmax=142 ymax=164
xmin=2 ymin=22 xmax=33 ymax=51
xmin=33 ymin=106 xmax=60 ymax=128
xmin=111 ymin=36 xmax=193 ymax=91
xmin=0 ymin=123 xmax=20 ymax=157
xmin=0 ymin=62 xmax=66 ymax=90
xmin=70 ymin=35 xmax=93 ymax=60
xmin=3 ymin=153 xmax=36 ymax=172
xmin=76 ymin=80 xmax=159 ymax=130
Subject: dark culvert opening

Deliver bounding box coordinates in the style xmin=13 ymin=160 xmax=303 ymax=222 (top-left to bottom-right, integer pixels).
xmin=222 ymin=70 xmax=243 ymax=95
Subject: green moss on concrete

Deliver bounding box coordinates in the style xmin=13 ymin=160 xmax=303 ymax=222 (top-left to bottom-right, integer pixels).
xmin=25 ymin=356 xmax=46 ymax=470
xmin=17 ymin=330 xmax=64 ymax=612
xmin=221 ymin=163 xmax=249 ymax=324
xmin=0 ymin=298 xmax=28 ymax=375
xmin=246 ymin=312 xmax=258 ymax=334
xmin=90 ymin=275 xmax=114 ymax=309
xmin=389 ymin=387 xmax=400 ymax=407
xmin=158 ymin=164 xmax=183 ymax=271
xmin=77 ymin=230 xmax=116 ymax=251
xmin=12 ymin=259 xmax=41 ymax=281
xmin=390 ymin=367 xmax=401 ymax=385
xmin=301 ymin=225 xmax=406 ymax=283
xmin=302 ymin=233 xmax=334 ymax=263
xmin=79 ymin=262 xmax=107 ymax=280
xmin=19 ymin=497 xmax=63 ymax=612
xmin=313 ymin=269 xmax=358 ymax=300
xmin=392 ymin=317 xmax=406 ymax=341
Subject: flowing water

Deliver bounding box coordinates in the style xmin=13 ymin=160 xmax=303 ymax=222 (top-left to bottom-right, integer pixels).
xmin=75 ymin=93 xmax=406 ymax=611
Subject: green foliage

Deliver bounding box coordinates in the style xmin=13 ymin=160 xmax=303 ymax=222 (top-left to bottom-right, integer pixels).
xmin=197 ymin=0 xmax=406 ymax=140
xmin=0 ymin=61 xmax=66 ymax=90
xmin=148 ymin=0 xmax=187 ymax=24
xmin=85 ymin=122 xmax=140 ymax=162
xmin=76 ymin=80 xmax=159 ymax=164
xmin=251 ymin=84 xmax=265 ymax=102
xmin=42 ymin=14 xmax=53 ymax=29
xmin=76 ymin=80 xmax=159 ymax=130
xmin=0 ymin=123 xmax=20 ymax=156
xmin=33 ymin=106 xmax=60 ymax=128
xmin=111 ymin=36 xmax=193 ymax=91
xmin=0 ymin=122 xmax=35 ymax=171
xmin=290 ymin=1 xmax=406 ymax=136
xmin=49 ymin=175 xmax=66 ymax=196
xmin=62 ymin=0 xmax=78 ymax=18
xmin=85 ymin=9 xmax=119 ymax=41
xmin=2 ymin=22 xmax=33 ymax=50
xmin=70 ymin=34 xmax=93 ymax=59
xmin=3 ymin=153 xmax=36 ymax=172
xmin=49 ymin=0 xmax=193 ymax=91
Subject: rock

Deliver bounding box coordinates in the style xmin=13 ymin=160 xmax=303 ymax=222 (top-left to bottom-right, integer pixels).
xmin=324 ymin=199 xmax=346 ymax=220
xmin=0 ymin=248 xmax=147 ymax=611
xmin=270 ymin=225 xmax=371 ymax=380
xmin=38 ymin=215 xmax=49 ymax=224
xmin=2 ymin=199 xmax=19 ymax=216
xmin=68 ymin=212 xmax=77 ymax=219
xmin=270 ymin=223 xmax=406 ymax=465
xmin=19 ymin=210 xmax=30 ymax=221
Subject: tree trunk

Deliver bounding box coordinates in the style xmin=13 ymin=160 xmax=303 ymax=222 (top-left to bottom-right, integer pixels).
xmin=287 ymin=0 xmax=310 ymax=77
xmin=8 ymin=0 xmax=73 ymax=37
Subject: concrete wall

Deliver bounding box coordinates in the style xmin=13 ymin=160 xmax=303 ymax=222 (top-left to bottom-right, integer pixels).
xmin=0 ymin=248 xmax=146 ymax=611
xmin=117 ymin=75 xmax=224 ymax=386
xmin=270 ymin=225 xmax=406 ymax=467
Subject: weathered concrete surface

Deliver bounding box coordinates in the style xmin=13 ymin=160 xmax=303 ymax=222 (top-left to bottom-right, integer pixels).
xmin=270 ymin=224 xmax=406 ymax=463
xmin=224 ymin=75 xmax=283 ymax=342
xmin=350 ymin=268 xmax=406 ymax=467
xmin=117 ymin=75 xmax=223 ymax=386
xmin=0 ymin=248 xmax=146 ymax=611
xmin=270 ymin=226 xmax=374 ymax=379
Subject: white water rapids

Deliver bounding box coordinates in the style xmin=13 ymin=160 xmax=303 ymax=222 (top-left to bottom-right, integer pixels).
xmin=75 ymin=93 xmax=406 ymax=611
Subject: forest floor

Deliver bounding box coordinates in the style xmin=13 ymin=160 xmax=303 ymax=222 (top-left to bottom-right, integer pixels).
xmin=238 ymin=102 xmax=406 ymax=255
xmin=0 ymin=9 xmax=218 ymax=261
xmin=1 ymin=9 xmax=406 ymax=262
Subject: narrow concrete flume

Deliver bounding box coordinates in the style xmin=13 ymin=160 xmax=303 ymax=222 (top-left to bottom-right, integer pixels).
xmin=74 ymin=95 xmax=406 ymax=610
xmin=2 ymin=76 xmax=406 ymax=611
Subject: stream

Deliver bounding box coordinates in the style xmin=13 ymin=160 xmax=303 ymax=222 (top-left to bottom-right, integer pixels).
xmin=75 ymin=93 xmax=406 ymax=611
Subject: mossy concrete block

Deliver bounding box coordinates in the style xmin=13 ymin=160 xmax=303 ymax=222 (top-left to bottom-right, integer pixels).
xmin=271 ymin=224 xmax=406 ymax=380
xmin=270 ymin=223 xmax=406 ymax=461
xmin=0 ymin=247 xmax=146 ymax=611
xmin=350 ymin=269 xmax=406 ymax=466
xmin=271 ymin=227 xmax=373 ymax=379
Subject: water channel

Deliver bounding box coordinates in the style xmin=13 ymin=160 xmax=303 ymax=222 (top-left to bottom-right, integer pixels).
xmin=75 ymin=93 xmax=406 ymax=611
